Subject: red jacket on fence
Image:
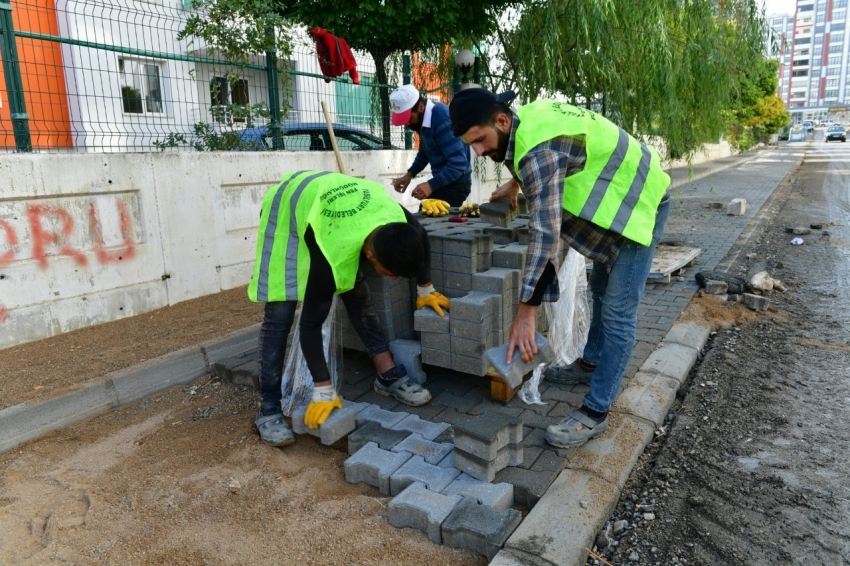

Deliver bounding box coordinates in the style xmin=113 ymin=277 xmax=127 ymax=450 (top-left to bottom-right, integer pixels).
xmin=309 ymin=27 xmax=360 ymax=84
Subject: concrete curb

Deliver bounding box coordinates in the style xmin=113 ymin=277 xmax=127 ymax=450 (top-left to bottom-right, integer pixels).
xmin=0 ymin=323 xmax=260 ymax=455
xmin=493 ymin=320 xmax=712 ymax=566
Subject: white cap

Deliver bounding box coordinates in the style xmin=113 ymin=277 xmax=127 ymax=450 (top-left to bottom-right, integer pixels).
xmin=390 ymin=84 xmax=420 ymax=126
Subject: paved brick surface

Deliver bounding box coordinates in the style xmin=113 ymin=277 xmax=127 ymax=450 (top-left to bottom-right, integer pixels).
xmin=388 ymin=481 xmax=462 ymax=544
xmin=441 ymin=497 xmax=523 ymax=560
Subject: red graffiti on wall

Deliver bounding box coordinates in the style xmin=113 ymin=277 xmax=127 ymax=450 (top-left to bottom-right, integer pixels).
xmin=0 ymin=198 xmax=136 ymax=270
xmin=0 ymin=219 xmax=18 ymax=268
xmin=89 ymin=200 xmax=136 ymax=264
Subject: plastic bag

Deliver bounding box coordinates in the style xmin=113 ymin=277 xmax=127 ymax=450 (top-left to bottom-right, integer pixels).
xmin=280 ymin=297 xmax=342 ymax=417
xmin=544 ymin=247 xmax=590 ymax=366
xmin=518 ymin=363 xmax=548 ymax=405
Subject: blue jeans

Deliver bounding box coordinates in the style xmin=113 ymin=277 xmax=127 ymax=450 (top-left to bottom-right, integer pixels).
xmin=580 ymin=194 xmax=671 ymax=413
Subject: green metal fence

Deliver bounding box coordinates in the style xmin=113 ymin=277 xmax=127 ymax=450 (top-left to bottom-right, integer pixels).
xmin=0 ymin=0 xmax=435 ymax=153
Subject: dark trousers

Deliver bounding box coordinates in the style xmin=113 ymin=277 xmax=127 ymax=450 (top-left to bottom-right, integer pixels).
xmin=257 ymin=276 xmax=387 ymax=416
xmin=430 ymin=180 xmax=472 ymax=207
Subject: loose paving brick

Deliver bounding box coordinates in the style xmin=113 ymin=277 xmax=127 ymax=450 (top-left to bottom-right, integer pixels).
xmin=484 ymin=333 xmax=554 ymax=388
xmin=391 ymin=432 xmax=453 ymax=464
xmin=454 ymin=443 xmax=523 ymax=482
xmin=290 ymin=405 xmax=357 ymax=445
xmin=390 ymin=454 xmax=460 ymax=495
xmin=344 ymin=441 xmax=413 ymax=495
xmin=388 ymin=481 xmax=462 ymax=544
xmin=478 ymin=200 xmax=519 ymax=228
xmin=441 ymin=497 xmax=523 ymax=560
xmin=453 ymin=411 xmax=523 ymax=461
xmin=442 ymin=473 xmax=515 ymax=511
xmin=347 ymin=421 xmax=412 ymax=455
xmin=391 ymin=414 xmax=450 ymax=441
xmin=413 ymin=308 xmax=450 ymax=333
xmin=388 ymin=339 xmax=427 ymax=385
xmin=355 ymin=405 xmax=409 ymax=428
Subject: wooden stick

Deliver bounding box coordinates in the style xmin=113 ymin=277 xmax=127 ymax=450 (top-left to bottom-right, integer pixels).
xmin=585 ymin=547 xmax=613 ymax=566
xmin=320 ymin=100 xmax=345 ymax=174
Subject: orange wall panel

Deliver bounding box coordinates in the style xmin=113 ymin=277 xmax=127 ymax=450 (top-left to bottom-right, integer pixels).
xmin=0 ymin=0 xmax=72 ymax=149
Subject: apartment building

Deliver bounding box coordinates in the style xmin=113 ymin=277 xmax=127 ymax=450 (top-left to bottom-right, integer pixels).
xmin=772 ymin=0 xmax=850 ymax=124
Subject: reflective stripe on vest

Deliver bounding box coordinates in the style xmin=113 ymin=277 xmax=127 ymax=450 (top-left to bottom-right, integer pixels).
xmin=249 ymin=171 xmax=407 ymax=303
xmin=514 ymin=101 xmax=669 ymax=246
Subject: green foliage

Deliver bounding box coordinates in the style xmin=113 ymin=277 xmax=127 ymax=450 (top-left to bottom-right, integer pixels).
xmin=491 ymin=0 xmax=770 ymax=159
xmin=154 ymin=102 xmax=271 ymax=152
xmin=180 ymin=0 xmax=514 ymax=147
xmin=725 ymin=58 xmax=790 ymax=152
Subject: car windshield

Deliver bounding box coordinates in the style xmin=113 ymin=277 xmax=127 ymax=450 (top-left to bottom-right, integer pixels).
xmin=829 ymin=126 xmax=844 ymax=131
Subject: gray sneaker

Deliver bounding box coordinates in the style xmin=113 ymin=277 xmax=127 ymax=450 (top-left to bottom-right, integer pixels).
xmin=545 ymin=409 xmax=608 ymax=448
xmin=254 ymin=413 xmax=295 ymax=447
xmin=544 ymin=359 xmax=595 ymax=384
xmin=374 ymin=375 xmax=432 ymax=406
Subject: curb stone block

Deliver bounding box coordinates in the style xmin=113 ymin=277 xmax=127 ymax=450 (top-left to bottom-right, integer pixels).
xmin=662 ymin=322 xmax=712 ymax=351
xmin=454 ymin=444 xmax=523 ymax=482
xmin=391 ymin=414 xmax=450 ymax=441
xmin=344 ymin=441 xmax=413 ymax=495
xmin=391 ymin=432 xmax=454 ymax=465
xmin=388 ymin=339 xmax=427 ymax=385
xmin=355 ymin=405 xmax=409 ymax=428
xmin=502 ymin=468 xmax=615 ymax=566
xmin=347 ymin=421 xmax=412 ymax=455
xmin=568 ymin=413 xmax=655 ymax=490
xmin=704 ymin=280 xmax=728 ymax=295
xmin=388 ymin=481 xmax=462 ymax=543
xmin=453 ymin=411 xmax=523 ymax=461
xmin=612 ymin=370 xmax=681 ymax=427
xmin=742 ymin=293 xmax=769 ymax=311
xmin=390 ymin=455 xmax=461 ymax=495
xmin=441 ymin=497 xmax=523 ymax=560
xmin=442 ymin=473 xmax=514 ymax=511
xmin=640 ymin=342 xmax=699 ymax=385
xmin=727 ymin=198 xmax=747 ymax=215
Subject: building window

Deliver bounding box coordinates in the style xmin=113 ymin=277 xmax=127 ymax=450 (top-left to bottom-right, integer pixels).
xmin=818 ymin=13 xmax=826 ymax=23
xmin=796 ymin=37 xmax=812 ymax=45
xmin=825 ymin=89 xmax=839 ymax=97
xmin=792 ymin=91 xmax=807 ymax=98
xmin=118 ymin=58 xmax=163 ymax=115
xmin=793 ymin=70 xmax=810 ymax=76
xmin=829 ymin=55 xmax=843 ymax=64
xmin=833 ymin=32 xmax=845 ymax=42
xmin=814 ymin=46 xmax=824 ymax=56
xmin=827 ymin=78 xmax=840 ymax=86
xmin=834 ymin=9 xmax=847 ymax=21
xmin=828 ymin=66 xmax=841 ymax=75
xmin=801 ymin=4 xmax=814 ymax=10
xmin=794 ymin=59 xmax=810 ymax=66
xmin=837 ymin=0 xmax=848 ymax=8
xmin=833 ymin=22 xmax=846 ymax=31
xmin=815 ymin=36 xmax=825 ymax=44
xmin=209 ymin=76 xmax=250 ymax=123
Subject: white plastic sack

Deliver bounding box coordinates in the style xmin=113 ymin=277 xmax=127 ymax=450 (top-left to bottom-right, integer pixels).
xmin=518 ymin=363 xmax=548 ymax=405
xmin=281 ymin=297 xmax=342 ymax=417
xmin=544 ymin=247 xmax=591 ymax=366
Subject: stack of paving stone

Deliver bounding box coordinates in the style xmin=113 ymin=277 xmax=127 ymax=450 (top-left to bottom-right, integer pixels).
xmin=342 ymin=403 xmax=522 ymax=559
xmin=452 ymin=410 xmax=524 ymax=482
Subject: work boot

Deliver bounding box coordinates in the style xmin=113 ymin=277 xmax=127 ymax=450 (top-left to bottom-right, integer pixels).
xmin=374 ymin=364 xmax=432 ymax=407
xmin=254 ymin=413 xmax=295 ymax=447
xmin=544 ymin=409 xmax=608 ymax=448
xmin=544 ymin=358 xmax=595 ymax=385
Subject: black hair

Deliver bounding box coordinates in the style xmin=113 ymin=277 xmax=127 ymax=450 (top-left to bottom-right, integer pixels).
xmin=452 ymin=101 xmax=512 ymax=136
xmin=371 ymin=222 xmax=425 ymax=278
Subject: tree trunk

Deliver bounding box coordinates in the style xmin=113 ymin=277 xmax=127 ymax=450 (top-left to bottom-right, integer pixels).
xmin=370 ymin=49 xmax=393 ymax=149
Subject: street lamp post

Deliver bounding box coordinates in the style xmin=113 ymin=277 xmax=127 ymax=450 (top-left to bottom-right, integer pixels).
xmin=456 ymin=49 xmax=479 ymax=90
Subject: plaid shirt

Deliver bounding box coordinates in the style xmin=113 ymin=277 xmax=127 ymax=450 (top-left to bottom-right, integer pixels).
xmin=504 ymin=114 xmax=626 ymax=303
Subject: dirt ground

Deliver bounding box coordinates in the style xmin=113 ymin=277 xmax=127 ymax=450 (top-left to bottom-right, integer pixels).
xmin=588 ymin=147 xmax=850 ymax=565
xmin=0 ymin=290 xmax=486 ymax=565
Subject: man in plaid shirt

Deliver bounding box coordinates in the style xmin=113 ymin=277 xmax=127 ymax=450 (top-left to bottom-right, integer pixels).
xmin=450 ymin=88 xmax=671 ymax=448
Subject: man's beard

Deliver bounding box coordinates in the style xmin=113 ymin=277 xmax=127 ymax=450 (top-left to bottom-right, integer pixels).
xmin=485 ymin=127 xmax=510 ymax=162
xmin=408 ymin=111 xmax=425 ymax=132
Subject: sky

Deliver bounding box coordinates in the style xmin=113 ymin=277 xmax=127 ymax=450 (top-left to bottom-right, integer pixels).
xmin=761 ymin=0 xmax=798 ymax=16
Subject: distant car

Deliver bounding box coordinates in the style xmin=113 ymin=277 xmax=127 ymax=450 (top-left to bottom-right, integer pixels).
xmin=237 ymin=122 xmax=398 ymax=151
xmin=821 ymin=119 xmax=836 ymax=127
xmin=801 ymin=120 xmax=814 ymax=131
xmin=825 ymin=124 xmax=846 ymax=142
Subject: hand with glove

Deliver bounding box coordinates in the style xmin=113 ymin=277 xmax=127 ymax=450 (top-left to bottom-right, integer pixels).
xmin=421 ymin=199 xmax=451 ymax=217
xmin=416 ymin=283 xmax=451 ymax=316
xmin=305 ymin=384 xmax=343 ymax=429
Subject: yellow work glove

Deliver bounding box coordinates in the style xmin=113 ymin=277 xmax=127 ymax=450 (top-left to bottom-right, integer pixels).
xmin=416 ymin=284 xmax=451 ymax=316
xmin=305 ymin=384 xmax=343 ymax=429
xmin=422 ymin=199 xmax=450 ymax=217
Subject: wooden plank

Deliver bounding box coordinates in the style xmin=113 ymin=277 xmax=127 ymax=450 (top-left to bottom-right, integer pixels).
xmin=647 ymin=245 xmax=701 ymax=280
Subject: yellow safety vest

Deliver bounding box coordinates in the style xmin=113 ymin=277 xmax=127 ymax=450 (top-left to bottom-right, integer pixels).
xmin=514 ymin=100 xmax=670 ymax=246
xmin=248 ymin=171 xmax=406 ymax=302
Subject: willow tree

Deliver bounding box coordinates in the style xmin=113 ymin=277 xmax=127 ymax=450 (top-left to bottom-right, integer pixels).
xmin=182 ymin=0 xmax=515 ymax=148
xmin=493 ymin=0 xmax=769 ymax=159
xmin=726 ymin=58 xmax=790 ymax=151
